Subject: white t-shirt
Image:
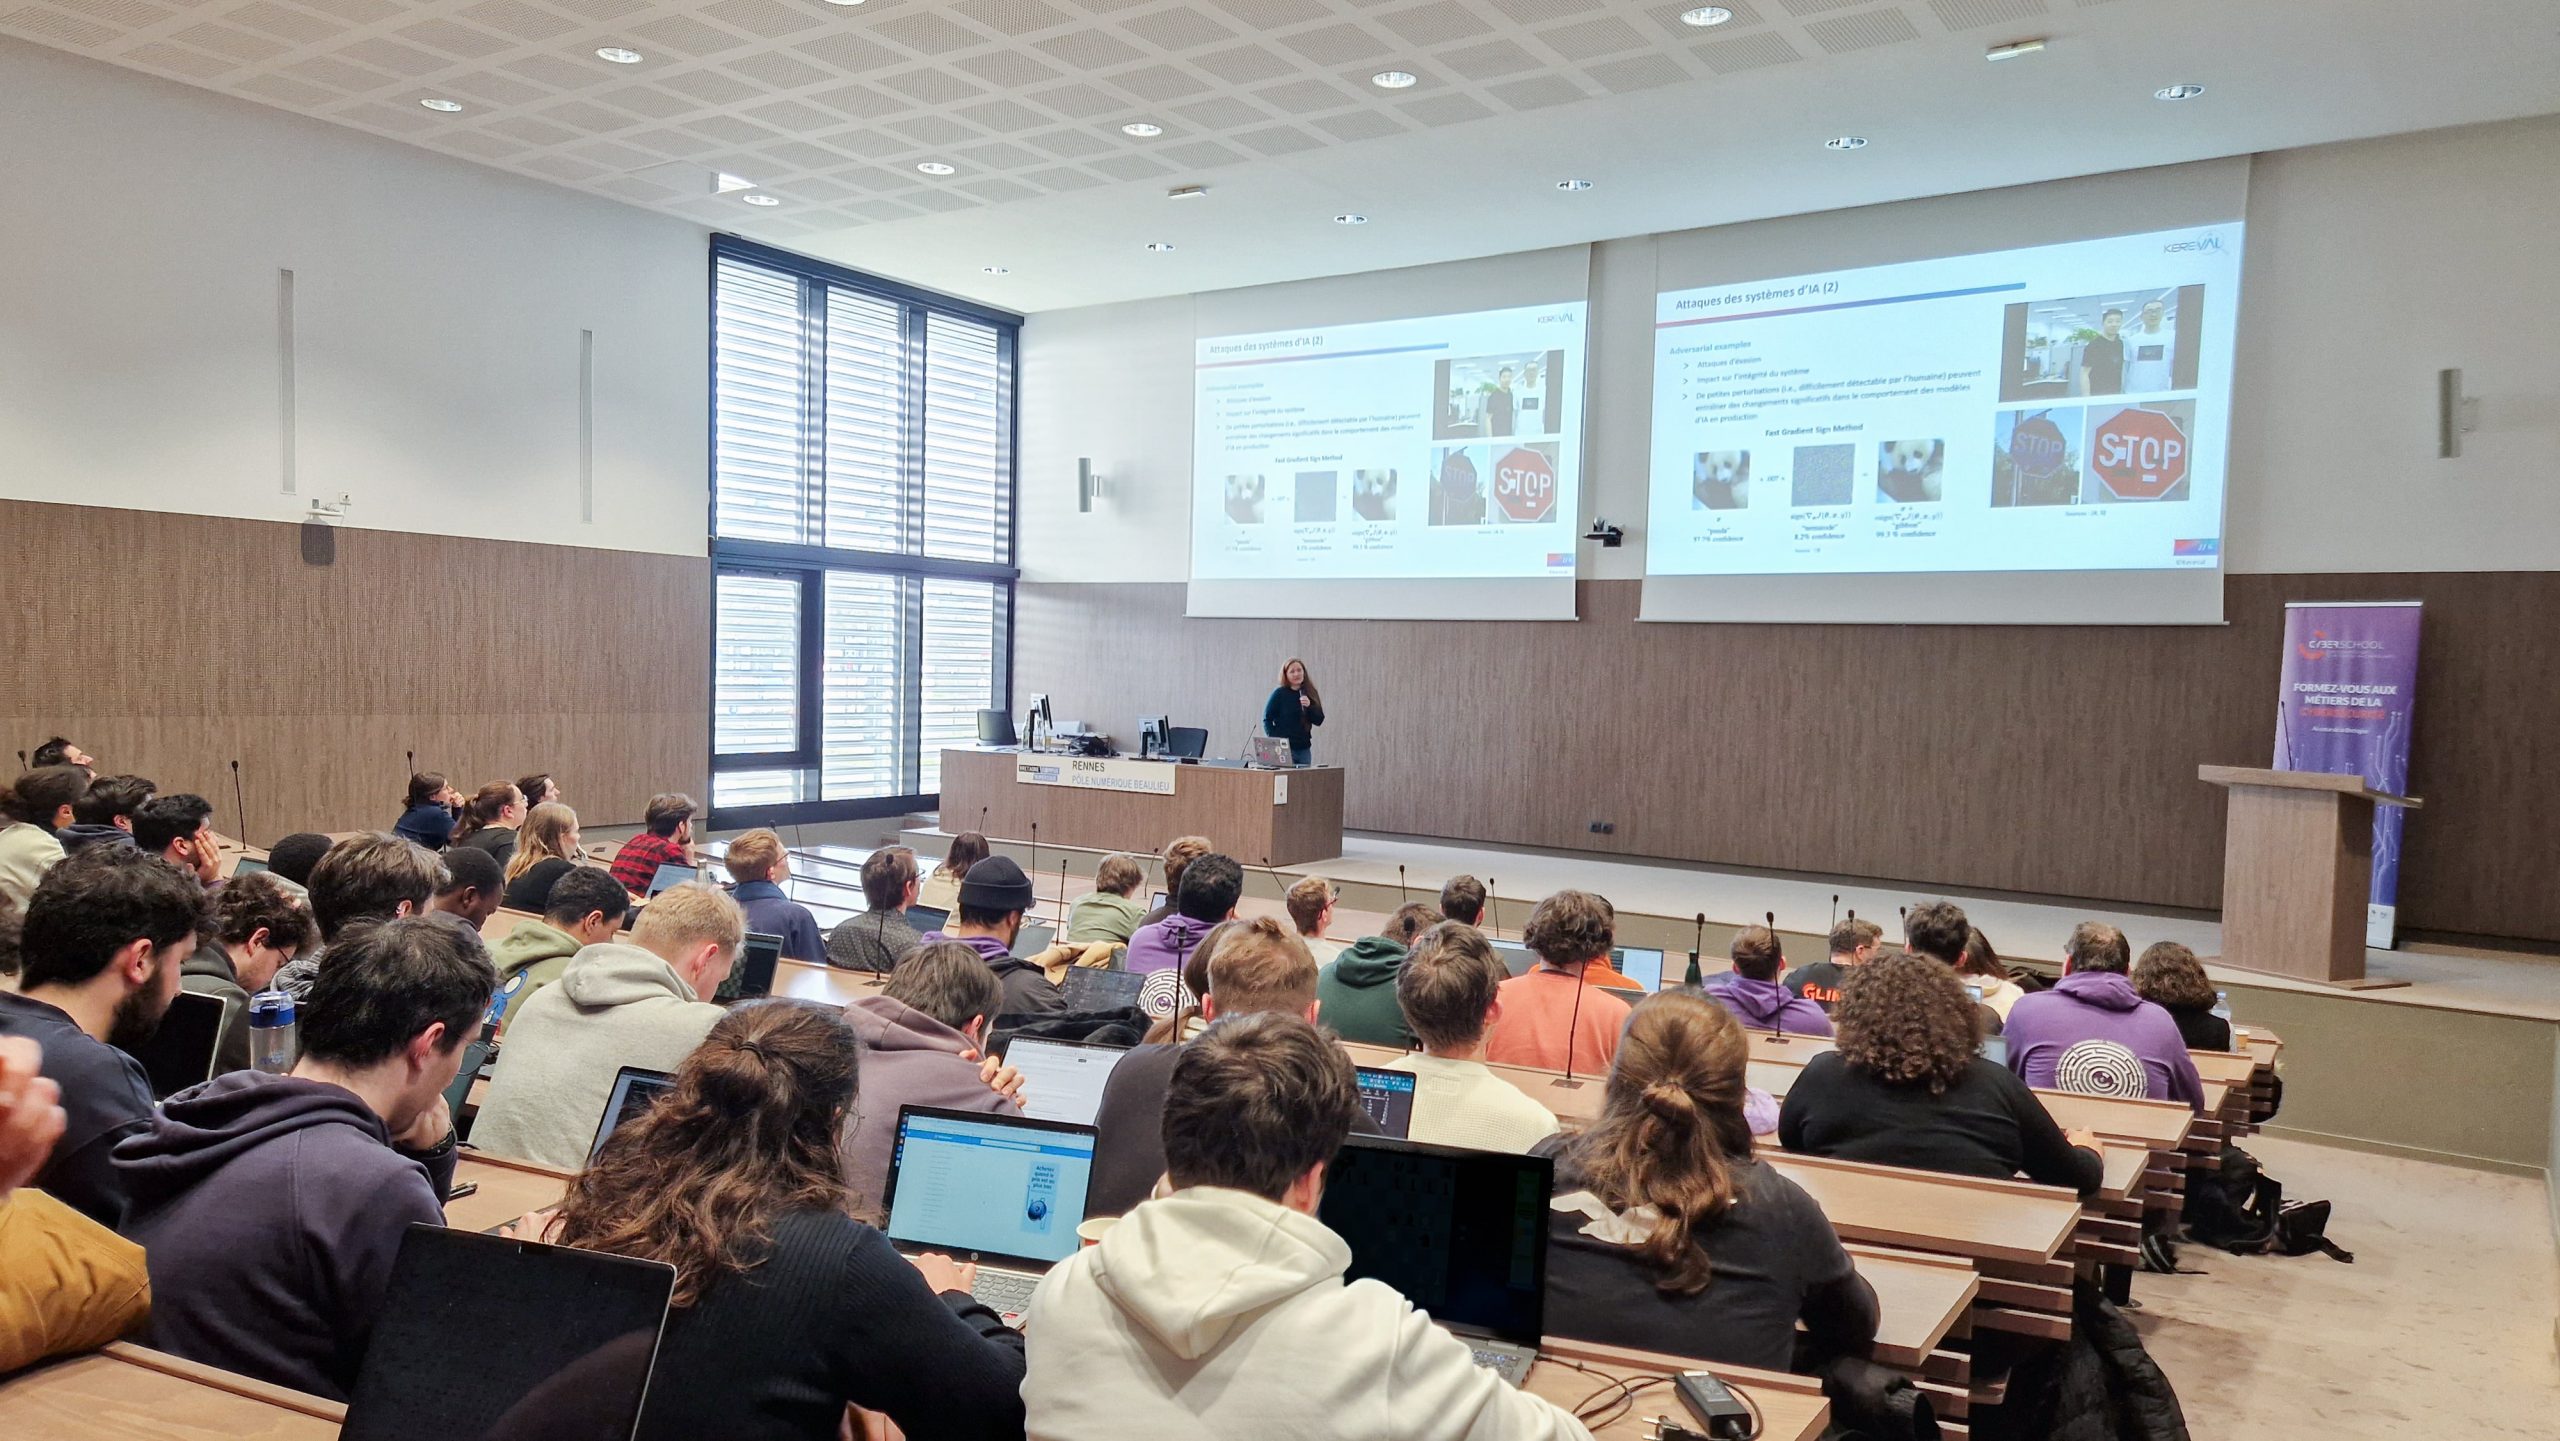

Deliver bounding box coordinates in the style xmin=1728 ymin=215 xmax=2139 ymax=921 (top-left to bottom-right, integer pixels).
xmin=1384 ymin=1053 xmax=1560 ymax=1155
xmin=2122 ymin=319 xmax=2177 ymax=392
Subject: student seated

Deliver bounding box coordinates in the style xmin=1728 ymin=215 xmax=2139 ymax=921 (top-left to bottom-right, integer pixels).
xmin=62 ymin=773 xmax=152 ymax=853
xmin=919 ymin=856 xmax=1062 ymax=1018
xmin=1065 ymin=853 xmax=1147 ymax=946
xmin=263 ymin=831 xmax=333 ymax=889
xmin=914 ymin=830 xmax=988 ymax=915
xmin=473 ymin=883 xmax=741 ymax=1169
xmin=1778 ymin=955 xmax=2103 ymax=1197
xmin=449 ymin=782 xmax=525 ymax=869
xmin=0 ymin=1033 xmax=151 ymax=1374
xmin=1025 ymin=1012 xmax=1590 ymax=1441
xmin=0 ymin=848 xmax=204 ymax=1225
xmin=1784 ymin=917 xmax=1882 ymax=1010
xmin=556 ymin=1001 xmax=1028 ymax=1441
xmin=840 ymin=941 xmax=1024 ymax=1217
xmin=1957 ymin=926 xmax=2026 ymax=1019
xmin=722 ymin=829 xmax=824 ymax=964
xmin=489 ymin=867 xmax=629 ymax=1035
xmin=426 ymin=845 xmax=506 ymax=930
xmin=1136 ymin=835 xmax=1210 ymax=929
xmin=115 ymin=918 xmax=491 ymax=1401
xmin=2005 ymin=921 xmax=2205 ymax=1112
xmin=391 ymin=771 xmax=459 ymax=851
xmin=189 ymin=872 xmax=319 ymax=1075
xmin=274 ymin=833 xmax=442 ymax=1000
xmin=28 ymin=737 xmax=94 ymax=775
xmin=1088 ymin=917 xmax=1317 ymax=1217
xmin=517 ymin=772 xmax=563 ymax=810
xmin=1705 ymin=926 xmax=1833 ymax=1036
xmin=1383 ymin=923 xmax=1558 ymax=1153
xmin=1287 ymin=875 xmax=1351 ymax=964
xmin=1437 ymin=874 xmax=1487 ymax=928
xmin=1125 ymin=853 xmax=1242 ymax=978
xmin=500 ymin=802 xmax=584 ymax=913
xmin=132 ymin=793 xmax=220 ymax=888
xmin=0 ymin=765 xmax=87 ymax=909
xmin=2132 ymin=941 xmax=2230 ymax=1051
xmin=1317 ymin=901 xmax=1442 ymax=1048
xmin=1534 ymin=993 xmax=1878 ymax=1373
xmin=609 ymin=792 xmax=697 ymax=895
xmin=826 ymin=845 xmax=923 ymax=973
xmin=1482 ymin=890 xmax=1634 ymax=1075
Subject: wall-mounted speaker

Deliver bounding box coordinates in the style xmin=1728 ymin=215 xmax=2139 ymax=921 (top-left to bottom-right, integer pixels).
xmin=300 ymin=519 xmax=336 ymax=566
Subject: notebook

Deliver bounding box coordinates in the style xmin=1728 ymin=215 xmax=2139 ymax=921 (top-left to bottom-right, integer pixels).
xmin=1003 ymin=1036 xmax=1129 ymax=1126
xmin=1354 ymin=1065 xmax=1417 ymax=1139
xmin=644 ymin=863 xmax=697 ymax=898
xmin=130 ymin=988 xmax=228 ymax=1098
xmin=1318 ymin=1136 xmax=1553 ymax=1386
xmin=884 ymin=1106 xmax=1097 ymax=1323
xmin=1060 ymin=967 xmax=1146 ymax=1012
xmin=589 ymin=1066 xmax=676 ymax=1164
xmin=340 ymin=1225 xmax=674 ymax=1441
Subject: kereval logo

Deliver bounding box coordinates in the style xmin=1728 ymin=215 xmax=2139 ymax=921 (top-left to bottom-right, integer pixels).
xmin=2296 ymin=629 xmax=2385 ymax=662
xmin=2163 ymin=235 xmax=2225 ymax=254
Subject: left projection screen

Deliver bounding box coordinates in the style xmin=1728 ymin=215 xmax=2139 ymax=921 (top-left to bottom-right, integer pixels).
xmin=1188 ymin=300 xmax=1589 ymax=620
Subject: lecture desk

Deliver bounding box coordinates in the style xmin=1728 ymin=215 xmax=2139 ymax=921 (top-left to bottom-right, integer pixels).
xmin=1524 ymin=1339 xmax=1828 ymax=1441
xmin=448 ymin=1153 xmax=576 ymax=1233
xmin=0 ymin=1344 xmax=344 ymax=1439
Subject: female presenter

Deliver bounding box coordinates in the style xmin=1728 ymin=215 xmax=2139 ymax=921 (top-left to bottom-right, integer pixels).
xmin=1262 ymin=658 xmax=1325 ymax=767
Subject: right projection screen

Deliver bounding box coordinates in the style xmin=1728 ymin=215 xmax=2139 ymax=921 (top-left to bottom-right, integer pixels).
xmin=1641 ymin=160 xmax=2247 ymax=625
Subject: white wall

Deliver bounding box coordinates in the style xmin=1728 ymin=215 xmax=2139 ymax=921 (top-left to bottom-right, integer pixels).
xmin=0 ymin=40 xmax=707 ymax=557
xmin=1021 ymin=114 xmax=2560 ymax=583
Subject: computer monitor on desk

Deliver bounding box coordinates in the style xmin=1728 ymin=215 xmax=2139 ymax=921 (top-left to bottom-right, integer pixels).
xmin=977 ymin=709 xmax=1018 ymax=747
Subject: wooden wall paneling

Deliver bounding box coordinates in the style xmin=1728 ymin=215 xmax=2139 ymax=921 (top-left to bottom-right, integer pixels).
xmin=0 ymin=499 xmax=708 ymax=843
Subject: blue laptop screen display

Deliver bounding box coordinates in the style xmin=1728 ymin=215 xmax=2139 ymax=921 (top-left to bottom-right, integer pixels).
xmin=1611 ymin=946 xmax=1665 ymax=992
xmin=886 ymin=1112 xmax=1096 ymax=1267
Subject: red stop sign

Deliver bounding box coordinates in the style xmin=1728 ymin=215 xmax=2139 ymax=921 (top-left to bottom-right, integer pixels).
xmin=2090 ymin=407 xmax=2190 ymax=500
xmin=1493 ymin=447 xmax=1556 ymax=522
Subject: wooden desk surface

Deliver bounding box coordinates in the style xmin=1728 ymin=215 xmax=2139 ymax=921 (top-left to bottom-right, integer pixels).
xmin=1525 ymin=1338 xmax=1828 ymax=1441
xmin=1842 ymin=1246 xmax=1978 ymax=1369
xmin=2190 ymin=1049 xmax=2256 ymax=1087
xmin=0 ymin=1345 xmax=343 ymax=1439
xmin=2096 ymin=1144 xmax=2149 ymax=1204
xmin=1761 ymin=1152 xmax=2080 ymax=1266
xmin=2031 ymin=1089 xmax=2195 ymax=1150
xmin=449 ymin=1154 xmax=575 ymax=1232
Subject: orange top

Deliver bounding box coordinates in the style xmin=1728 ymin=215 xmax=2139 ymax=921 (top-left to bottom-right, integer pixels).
xmin=1580 ymin=959 xmax=1640 ymax=991
xmin=1483 ymin=967 xmax=1634 ymax=1076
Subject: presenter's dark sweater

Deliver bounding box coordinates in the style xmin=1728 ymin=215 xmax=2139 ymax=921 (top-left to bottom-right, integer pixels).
xmin=637 ymin=1209 xmax=1025 ymax=1441
xmin=1260 ymin=686 xmax=1323 ymax=746
xmin=1777 ymin=1050 xmax=2102 ymax=1197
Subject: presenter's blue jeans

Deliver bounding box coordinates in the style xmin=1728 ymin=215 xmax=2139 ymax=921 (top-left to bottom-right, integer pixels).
xmin=1290 ymin=741 xmax=1311 ymax=767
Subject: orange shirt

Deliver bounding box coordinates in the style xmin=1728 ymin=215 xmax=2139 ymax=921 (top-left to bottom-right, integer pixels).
xmin=1484 ymin=967 xmax=1634 ymax=1076
xmin=1581 ymin=959 xmax=1640 ymax=991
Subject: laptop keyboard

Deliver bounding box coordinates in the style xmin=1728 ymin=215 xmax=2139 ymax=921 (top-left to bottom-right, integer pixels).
xmin=1471 ymin=1346 xmax=1534 ymax=1386
xmin=972 ymin=1268 xmax=1041 ymax=1319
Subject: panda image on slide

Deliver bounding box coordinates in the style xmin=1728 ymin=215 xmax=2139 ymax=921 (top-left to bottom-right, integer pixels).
xmin=1693 ymin=450 xmax=1749 ymax=510
xmin=1876 ymin=439 xmax=1944 ymax=504
xmin=1223 ymin=474 xmax=1266 ymax=524
xmin=1352 ymin=470 xmax=1398 ymax=521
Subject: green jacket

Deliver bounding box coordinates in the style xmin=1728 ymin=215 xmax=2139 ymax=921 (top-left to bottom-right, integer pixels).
xmin=1317 ymin=936 xmax=1414 ymax=1049
xmin=1065 ymin=891 xmax=1145 ymax=946
xmin=489 ymin=919 xmax=583 ymax=1038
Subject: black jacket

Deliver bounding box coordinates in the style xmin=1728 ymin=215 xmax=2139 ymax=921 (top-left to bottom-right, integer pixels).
xmin=1779 ymin=1050 xmax=2103 ymax=1198
xmin=0 ymin=991 xmax=154 ymax=1227
xmin=2162 ymin=1002 xmax=2232 ymax=1053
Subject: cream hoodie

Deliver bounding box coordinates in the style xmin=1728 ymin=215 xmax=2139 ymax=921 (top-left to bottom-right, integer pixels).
xmin=1022 ymin=1185 xmax=1590 ymax=1441
xmin=468 ymin=941 xmax=722 ymax=1169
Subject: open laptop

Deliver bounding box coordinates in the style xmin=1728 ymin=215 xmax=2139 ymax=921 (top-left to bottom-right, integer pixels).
xmin=907 ymin=903 xmax=949 ymax=934
xmin=1354 ymin=1066 xmax=1417 ymax=1139
xmin=129 ymin=989 xmax=229 ymax=1098
xmin=645 ymin=863 xmax=698 ymax=898
xmin=1014 ymin=922 xmax=1056 ymax=956
xmin=341 ymin=1225 xmax=674 ymax=1441
xmin=1147 ymin=889 xmax=1168 ymax=913
xmin=716 ymin=931 xmax=782 ymax=1003
xmin=1060 ymin=966 xmax=1146 ymax=1012
xmin=1611 ymin=946 xmax=1666 ymax=992
xmin=1490 ymin=940 xmax=1537 ymax=978
xmin=1245 ymin=736 xmax=1294 ymax=769
xmin=1002 ymin=1036 xmax=1129 ymax=1125
xmin=231 ymin=854 xmax=269 ymax=877
xmin=589 ymin=1066 xmax=676 ymax=1165
xmin=1318 ymin=1136 xmax=1553 ymax=1386
xmin=883 ymin=1106 xmax=1097 ymax=1324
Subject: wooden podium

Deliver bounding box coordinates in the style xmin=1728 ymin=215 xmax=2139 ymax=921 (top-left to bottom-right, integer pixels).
xmin=2200 ymin=765 xmax=2420 ymax=988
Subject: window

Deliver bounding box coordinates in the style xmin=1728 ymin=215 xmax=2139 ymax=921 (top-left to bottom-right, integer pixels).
xmin=710 ymin=237 xmax=1019 ymax=826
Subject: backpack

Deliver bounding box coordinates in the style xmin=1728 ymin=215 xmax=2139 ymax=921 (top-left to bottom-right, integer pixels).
xmin=2181 ymin=1145 xmax=2354 ymax=1262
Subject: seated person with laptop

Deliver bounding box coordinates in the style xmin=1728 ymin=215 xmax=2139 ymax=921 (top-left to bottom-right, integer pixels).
xmin=919 ymin=856 xmax=1064 ymax=1019
xmin=488 ymin=867 xmax=629 ymax=1037
xmin=1383 ymin=923 xmax=1560 ymax=1154
xmin=1704 ymin=926 xmax=1834 ymax=1037
xmin=1023 ymin=1012 xmax=1591 ymax=1441
xmin=609 ymin=792 xmax=699 ymax=897
xmin=1319 ymin=901 xmax=1446 ymax=1049
xmin=722 ymin=828 xmax=826 ymax=965
xmin=186 ymin=869 xmax=317 ymax=1075
xmin=826 ymin=845 xmax=925 ymax=973
xmin=556 ymin=1000 xmax=1028 ymax=1441
xmin=841 ymin=940 xmax=1028 ymax=1217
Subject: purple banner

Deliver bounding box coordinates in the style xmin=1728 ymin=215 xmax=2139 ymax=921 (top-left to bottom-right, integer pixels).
xmin=2275 ymin=602 xmax=2422 ymax=947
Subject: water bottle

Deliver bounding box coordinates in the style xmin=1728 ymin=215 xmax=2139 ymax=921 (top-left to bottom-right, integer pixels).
xmin=248 ymin=989 xmax=298 ymax=1074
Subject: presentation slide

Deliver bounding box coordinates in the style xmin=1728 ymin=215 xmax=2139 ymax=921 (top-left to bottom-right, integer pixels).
xmin=1190 ymin=303 xmax=1587 ymax=618
xmin=1647 ymin=223 xmax=2242 ymax=579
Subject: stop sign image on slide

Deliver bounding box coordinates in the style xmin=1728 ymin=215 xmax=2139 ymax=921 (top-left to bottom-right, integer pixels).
xmin=2091 ymin=407 xmax=2190 ymax=500
xmin=1493 ymin=447 xmax=1556 ymax=522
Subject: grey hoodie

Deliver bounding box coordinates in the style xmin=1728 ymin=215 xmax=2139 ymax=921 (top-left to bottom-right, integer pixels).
xmin=469 ymin=941 xmax=723 ymax=1169
xmin=839 ymin=994 xmax=1018 ymax=1218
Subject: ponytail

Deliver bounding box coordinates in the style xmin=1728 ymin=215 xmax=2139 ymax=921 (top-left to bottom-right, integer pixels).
xmin=1567 ymin=992 xmax=1752 ymax=1295
xmin=452 ymin=783 xmax=520 ymax=843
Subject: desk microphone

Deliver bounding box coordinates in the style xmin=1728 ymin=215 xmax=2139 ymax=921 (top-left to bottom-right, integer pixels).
xmin=406 ymin=750 xmax=414 ymax=775
xmin=1484 ymin=878 xmax=1498 ymax=936
xmin=1830 ymin=893 xmax=1839 ymax=928
xmin=1552 ymin=960 xmax=1588 ymax=1091
xmin=1684 ymin=912 xmax=1705 ymax=987
xmin=1766 ymin=910 xmax=1790 ymax=1046
xmin=1057 ymin=856 xmax=1071 ymax=927
xmin=1397 ymin=864 xmax=1409 ymax=906
xmin=1028 ymin=820 xmax=1040 ymax=904
xmin=230 ymin=760 xmax=248 ymax=846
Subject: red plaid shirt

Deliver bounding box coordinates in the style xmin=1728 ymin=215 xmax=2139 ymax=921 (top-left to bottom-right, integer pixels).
xmin=611 ymin=832 xmax=688 ymax=894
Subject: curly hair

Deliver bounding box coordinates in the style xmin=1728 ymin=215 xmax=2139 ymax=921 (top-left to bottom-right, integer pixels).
xmin=1834 ymin=953 xmax=1977 ymax=1095
xmin=2132 ymin=941 xmax=2216 ymax=1009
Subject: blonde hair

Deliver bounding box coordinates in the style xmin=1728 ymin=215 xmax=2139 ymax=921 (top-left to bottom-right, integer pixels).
xmin=1283 ymin=876 xmax=1334 ymax=935
xmin=505 ymin=802 xmax=580 ymax=883
xmin=633 ymin=882 xmax=746 ymax=959
xmin=1206 ymin=916 xmax=1319 ymax=1017
xmin=723 ymin=829 xmax=786 ymax=884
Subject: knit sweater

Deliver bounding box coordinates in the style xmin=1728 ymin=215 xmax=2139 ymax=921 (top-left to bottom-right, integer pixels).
xmin=470 ymin=942 xmax=724 ymax=1168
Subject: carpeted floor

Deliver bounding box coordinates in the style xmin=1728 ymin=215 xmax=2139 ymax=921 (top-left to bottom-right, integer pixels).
xmin=2132 ymin=1134 xmax=2559 ymax=1438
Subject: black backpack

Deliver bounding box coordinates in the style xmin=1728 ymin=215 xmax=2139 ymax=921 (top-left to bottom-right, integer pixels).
xmin=2182 ymin=1145 xmax=2354 ymax=1262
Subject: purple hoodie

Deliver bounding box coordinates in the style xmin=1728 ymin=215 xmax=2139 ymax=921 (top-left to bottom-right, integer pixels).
xmin=111 ymin=1069 xmax=456 ymax=1400
xmin=1122 ymin=914 xmax=1214 ymax=977
xmin=840 ymin=993 xmax=1017 ymax=1217
xmin=1706 ymin=972 xmax=1836 ymax=1038
xmin=2003 ymin=972 xmax=2206 ymax=1113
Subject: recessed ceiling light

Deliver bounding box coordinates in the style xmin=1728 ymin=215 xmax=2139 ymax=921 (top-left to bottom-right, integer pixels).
xmin=820 ymin=0 xmax=864 ymax=6
xmin=419 ymin=98 xmax=463 ymax=113
xmin=1370 ymin=70 xmax=1418 ymax=89
xmin=1167 ymin=184 xmax=1209 ymax=200
xmin=1825 ymin=135 xmax=1868 ymax=151
xmin=1122 ymin=122 xmax=1164 ymax=137
xmin=983 ymin=266 xmax=1009 ymax=274
xmin=2155 ymin=83 xmax=2206 ymax=101
xmin=1679 ymin=5 xmax=1733 ymax=25
xmin=1145 ymin=241 xmax=1175 ymax=252
xmin=1556 ymin=178 xmax=1593 ymax=191
xmin=1334 ymin=213 xmax=1367 ymax=225
xmin=742 ymin=193 xmax=780 ymax=206
xmin=594 ymin=47 xmax=643 ymax=64
xmin=917 ymin=161 xmax=957 ymax=176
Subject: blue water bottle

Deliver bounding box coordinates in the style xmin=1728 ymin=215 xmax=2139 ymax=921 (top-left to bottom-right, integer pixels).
xmin=249 ymin=989 xmax=298 ymax=1074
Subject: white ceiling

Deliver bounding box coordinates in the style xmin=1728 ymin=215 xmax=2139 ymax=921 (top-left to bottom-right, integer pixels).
xmin=8 ymin=0 xmax=2559 ymax=312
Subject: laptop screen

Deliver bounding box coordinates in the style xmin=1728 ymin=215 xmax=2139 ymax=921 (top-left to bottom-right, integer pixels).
xmin=1004 ymin=1037 xmax=1128 ymax=1126
xmin=1490 ymin=940 xmax=1537 ymax=978
xmin=1014 ymin=923 xmax=1056 ymax=956
xmin=341 ymin=1226 xmax=673 ymax=1441
xmin=589 ymin=1067 xmax=676 ymax=1164
xmin=1354 ymin=1066 xmax=1417 ymax=1139
xmin=907 ymin=904 xmax=949 ymax=934
xmin=718 ymin=932 xmax=782 ymax=1003
xmin=1148 ymin=890 xmax=1168 ymax=913
xmin=131 ymin=988 xmax=228 ymax=1099
xmin=645 ymin=864 xmax=698 ymax=898
xmin=231 ymin=854 xmax=269 ymax=876
xmin=1611 ymin=946 xmax=1665 ymax=992
xmin=1060 ymin=968 xmax=1146 ymax=1012
xmin=884 ymin=1107 xmax=1097 ymax=1270
xmin=1317 ymin=1136 xmax=1552 ymax=1347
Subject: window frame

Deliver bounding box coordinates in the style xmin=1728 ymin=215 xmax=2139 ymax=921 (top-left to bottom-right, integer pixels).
xmin=707 ymin=236 xmax=1022 ymax=831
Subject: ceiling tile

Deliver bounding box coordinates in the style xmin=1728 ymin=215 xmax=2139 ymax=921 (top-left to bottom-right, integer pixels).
xmin=1226 ymin=121 xmax=1326 ymax=155
xmin=1584 ymin=51 xmax=1689 ymax=92
xmin=806 ymin=81 xmax=908 ymax=119
xmin=686 ymin=112 xmax=776 ymax=144
xmin=1398 ymin=90 xmax=1493 ymax=125
xmin=541 ymin=97 xmax=644 ymax=131
xmin=1020 ymin=80 xmax=1126 ymax=119
xmin=1485 ymin=71 xmax=1589 ymax=108
xmin=1536 ymin=14 xmax=1646 ymax=59
xmin=1020 ymin=126 xmax=1114 ymax=158
xmin=283 ymin=54 xmax=396 ymax=94
xmin=1437 ymin=37 xmax=1541 ymax=80
xmin=1033 ymin=26 xmax=1143 ymax=69
xmin=877 ymin=66 xmax=990 ymax=104
xmin=794 ymin=30 xmax=902 ymax=72
xmin=431 ymin=128 xmax=532 ymax=160
xmin=333 ymin=37 xmax=452 ymax=79
xmin=1930 ymin=0 xmax=2044 ymax=27
xmin=121 ymin=42 xmax=238 ymax=79
xmin=1188 ymin=41 xmax=1295 ymax=85
xmin=1487 ymin=0 xmax=1611 ymax=20
xmin=873 ymin=9 xmax=988 ymax=57
xmin=883 ymin=113 xmax=984 ymax=146
xmin=1269 ymin=20 xmax=1393 ymax=68
xmin=1084 ymin=150 xmax=1172 ymax=181
xmin=725 ymin=47 xmax=832 ymax=89
xmin=460 ymin=0 xmax=582 ymax=44
xmin=1776 ymin=0 xmax=1867 ymax=14
xmin=503 ymin=53 xmax=603 ymax=90
xmin=1804 ymin=8 xmax=1920 ymax=52
xmin=441 ymin=69 xmax=553 ymax=105
xmin=1696 ymin=30 xmax=1800 ymax=70
xmin=787 ymin=175 xmax=857 ymax=200
xmin=547 ymin=0 xmax=653 ymax=20
xmin=226 ymin=1 xmax=344 ymax=46
xmin=1312 ymin=108 xmax=1404 ymax=142
xmin=597 ymin=83 xmax=701 ymax=119
xmin=951 ymin=47 xmax=1062 ymax=87
xmin=234 ymin=71 xmax=340 ymax=108
xmin=296 ymin=0 xmax=399 ymax=22
xmin=629 ymin=13 xmax=748 ymax=58
xmin=741 ymin=96 xmax=839 ymax=132
xmin=949 ymin=96 xmax=1052 ymax=132
xmin=520 ymin=150 xmax=610 ymax=181
xmin=655 ymin=66 xmax=763 ymax=103
xmin=957 ymin=176 xmax=1040 ymax=203
xmin=568 ymin=137 xmax=666 ymax=169
xmin=1378 ymin=1 xmax=1493 ymax=47
xmin=170 ymin=22 xmax=293 ymax=63
xmin=759 ymin=138 xmax=843 ymax=170
xmin=1160 ymin=136 xmax=1250 ymax=167
xmin=1167 ymin=93 xmax=1269 ymax=129
xmin=1106 ymin=61 xmax=1213 ymax=103
xmin=901 ymin=188 xmax=974 ymax=214
xmin=1251 ymin=74 xmax=1362 ymax=112
xmin=1119 ymin=6 xmax=1236 ymax=52
xmin=394 ymin=17 xmax=514 ymax=59
xmin=1015 ymin=164 xmax=1104 ymax=191
xmin=949 ymin=137 xmax=1046 ymax=169
xmin=699 ymin=0 xmax=828 ymax=41
xmin=482 ymin=112 xmax=584 ymax=146
xmin=948 ymin=0 xmax=1073 ymax=37
xmin=1198 ymin=0 xmax=1331 ymax=24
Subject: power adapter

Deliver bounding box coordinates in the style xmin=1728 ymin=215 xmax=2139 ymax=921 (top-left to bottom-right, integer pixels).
xmin=1675 ymin=1370 xmax=1755 ymax=1440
